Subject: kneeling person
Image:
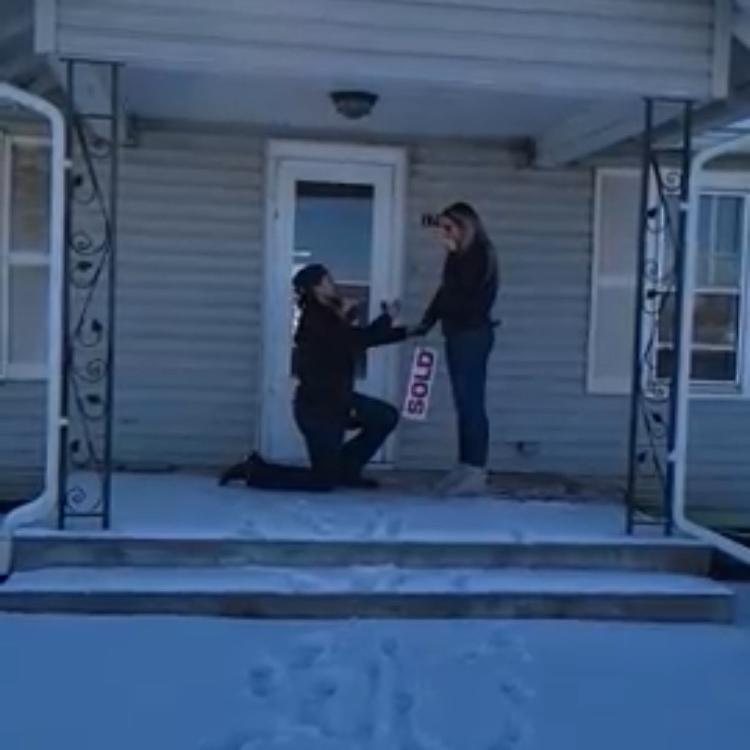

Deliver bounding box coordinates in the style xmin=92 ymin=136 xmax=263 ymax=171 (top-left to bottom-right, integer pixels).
xmin=220 ymin=263 xmax=407 ymax=491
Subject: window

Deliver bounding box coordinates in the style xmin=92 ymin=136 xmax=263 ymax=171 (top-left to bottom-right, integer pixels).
xmin=655 ymin=193 xmax=746 ymax=387
xmin=290 ymin=180 xmax=375 ymax=380
xmin=588 ymin=169 xmax=750 ymax=397
xmin=0 ymin=136 xmax=50 ymax=380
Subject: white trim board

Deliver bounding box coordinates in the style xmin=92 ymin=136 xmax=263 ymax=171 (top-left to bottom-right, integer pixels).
xmin=260 ymin=139 xmax=407 ymax=462
xmin=34 ymin=0 xmax=58 ymax=54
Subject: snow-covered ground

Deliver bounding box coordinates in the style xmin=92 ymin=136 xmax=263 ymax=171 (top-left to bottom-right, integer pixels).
xmin=3 ymin=475 xmax=746 ymax=749
xmin=1 ymin=590 xmax=749 ymax=750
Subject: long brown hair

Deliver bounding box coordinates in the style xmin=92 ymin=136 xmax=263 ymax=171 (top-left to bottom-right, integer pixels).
xmin=440 ymin=201 xmax=498 ymax=281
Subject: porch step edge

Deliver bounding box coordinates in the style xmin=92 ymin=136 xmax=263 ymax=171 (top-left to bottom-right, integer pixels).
xmin=12 ymin=536 xmax=714 ymax=575
xmin=0 ymin=567 xmax=733 ymax=623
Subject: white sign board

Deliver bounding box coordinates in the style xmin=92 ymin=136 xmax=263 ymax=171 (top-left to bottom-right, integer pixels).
xmin=402 ymin=346 xmax=438 ymax=421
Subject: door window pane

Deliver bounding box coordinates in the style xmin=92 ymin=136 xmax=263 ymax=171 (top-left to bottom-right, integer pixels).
xmin=291 ymin=181 xmax=375 ymax=380
xmin=293 ymin=182 xmax=374 ymax=281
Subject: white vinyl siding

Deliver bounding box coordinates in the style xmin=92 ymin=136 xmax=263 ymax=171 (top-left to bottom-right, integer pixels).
xmin=50 ymin=0 xmax=717 ymax=100
xmin=102 ymin=129 xmax=621 ymax=478
xmin=398 ymin=145 xmax=623 ymax=476
xmin=111 ymin=127 xmax=265 ymax=468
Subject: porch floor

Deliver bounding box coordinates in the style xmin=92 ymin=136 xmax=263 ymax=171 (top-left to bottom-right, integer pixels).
xmin=25 ymin=471 xmax=663 ymax=542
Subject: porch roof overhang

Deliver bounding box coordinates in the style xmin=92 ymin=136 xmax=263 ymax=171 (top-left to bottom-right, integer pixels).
xmin=539 ymin=0 xmax=750 ymax=167
xmin=30 ymin=0 xmax=728 ymax=162
xmin=0 ymin=0 xmax=58 ymax=99
xmin=40 ymin=0 xmax=720 ymax=99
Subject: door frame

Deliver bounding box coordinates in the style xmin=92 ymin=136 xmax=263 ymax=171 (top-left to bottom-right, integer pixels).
xmin=260 ymin=139 xmax=407 ymax=463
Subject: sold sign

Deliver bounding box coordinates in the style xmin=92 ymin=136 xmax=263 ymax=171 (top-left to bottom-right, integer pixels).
xmin=402 ymin=346 xmax=438 ymax=421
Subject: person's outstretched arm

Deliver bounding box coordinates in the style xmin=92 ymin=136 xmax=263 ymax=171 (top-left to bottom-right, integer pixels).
xmin=414 ymin=289 xmax=442 ymax=336
xmin=348 ymin=310 xmax=407 ymax=350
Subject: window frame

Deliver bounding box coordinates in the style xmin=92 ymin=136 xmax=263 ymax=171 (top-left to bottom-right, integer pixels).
xmin=0 ymin=133 xmax=51 ymax=382
xmin=651 ymin=172 xmax=750 ymax=398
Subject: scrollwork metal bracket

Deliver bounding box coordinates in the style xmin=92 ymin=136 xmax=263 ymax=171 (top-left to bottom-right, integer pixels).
xmin=58 ymin=60 xmax=121 ymax=529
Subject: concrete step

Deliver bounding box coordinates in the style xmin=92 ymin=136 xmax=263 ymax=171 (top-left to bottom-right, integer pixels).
xmin=0 ymin=566 xmax=733 ymax=623
xmin=12 ymin=534 xmax=713 ymax=576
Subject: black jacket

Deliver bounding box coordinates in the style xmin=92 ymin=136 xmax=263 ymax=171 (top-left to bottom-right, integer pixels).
xmin=420 ymin=239 xmax=499 ymax=336
xmin=293 ymin=300 xmax=406 ymax=416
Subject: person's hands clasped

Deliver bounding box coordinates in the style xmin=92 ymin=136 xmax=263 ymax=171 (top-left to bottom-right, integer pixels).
xmin=406 ymin=322 xmax=429 ymax=338
xmin=380 ymin=300 xmax=428 ymax=338
xmin=380 ymin=300 xmax=401 ymax=320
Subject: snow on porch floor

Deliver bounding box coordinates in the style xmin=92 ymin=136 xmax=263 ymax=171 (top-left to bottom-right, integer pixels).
xmin=29 ymin=471 xmax=664 ymax=543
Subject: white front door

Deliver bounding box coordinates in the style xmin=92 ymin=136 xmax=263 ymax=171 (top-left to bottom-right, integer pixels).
xmin=262 ymin=142 xmax=405 ymax=463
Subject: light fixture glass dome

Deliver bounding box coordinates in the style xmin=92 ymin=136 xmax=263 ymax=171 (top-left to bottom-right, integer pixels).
xmin=330 ymin=91 xmax=378 ymax=120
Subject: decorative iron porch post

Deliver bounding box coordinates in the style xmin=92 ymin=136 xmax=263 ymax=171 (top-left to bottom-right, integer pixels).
xmin=625 ymin=98 xmax=694 ymax=536
xmin=58 ymin=60 xmax=121 ymax=530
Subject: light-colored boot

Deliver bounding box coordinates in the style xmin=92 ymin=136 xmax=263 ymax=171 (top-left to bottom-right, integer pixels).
xmin=441 ymin=465 xmax=487 ymax=497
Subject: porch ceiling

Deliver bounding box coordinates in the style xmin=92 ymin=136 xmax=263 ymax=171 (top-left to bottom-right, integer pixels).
xmin=122 ymin=66 xmax=593 ymax=142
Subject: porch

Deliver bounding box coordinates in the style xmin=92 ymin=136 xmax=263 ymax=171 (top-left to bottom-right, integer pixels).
xmin=3 ymin=0 xmax=750 ymax=596
xmin=0 ymin=0 xmax=737 ymax=527
xmin=20 ymin=470 xmax=629 ymax=541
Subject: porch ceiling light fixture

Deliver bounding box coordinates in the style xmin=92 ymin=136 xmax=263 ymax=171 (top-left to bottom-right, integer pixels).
xmin=330 ymin=90 xmax=378 ymax=120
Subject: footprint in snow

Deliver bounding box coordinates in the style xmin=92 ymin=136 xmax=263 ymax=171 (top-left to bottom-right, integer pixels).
xmin=499 ymin=680 xmax=535 ymax=706
xmin=381 ymin=636 xmax=399 ymax=659
xmin=288 ymin=637 xmax=328 ymax=671
xmin=240 ymin=520 xmax=262 ymax=538
xmin=296 ymin=674 xmax=341 ymax=737
xmin=200 ymin=729 xmax=253 ymax=750
xmin=453 ymin=573 xmax=470 ymax=592
xmin=488 ymin=627 xmax=533 ymax=664
xmin=246 ymin=660 xmax=279 ymax=700
xmin=385 ymin=517 xmax=403 ymax=538
xmin=487 ymin=715 xmax=533 ymax=750
xmin=358 ymin=517 xmax=380 ymax=539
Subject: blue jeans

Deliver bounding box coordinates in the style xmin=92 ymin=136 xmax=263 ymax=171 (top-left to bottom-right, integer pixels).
xmin=294 ymin=393 xmax=399 ymax=486
xmin=445 ymin=327 xmax=494 ymax=468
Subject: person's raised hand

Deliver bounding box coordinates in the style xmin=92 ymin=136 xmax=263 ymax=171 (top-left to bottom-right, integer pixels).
xmin=341 ymin=298 xmax=360 ymax=319
xmin=381 ymin=300 xmax=401 ymax=320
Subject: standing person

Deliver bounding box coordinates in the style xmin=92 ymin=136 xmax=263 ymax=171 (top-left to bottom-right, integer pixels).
xmin=220 ymin=263 xmax=408 ymax=491
xmin=413 ymin=202 xmax=499 ymax=496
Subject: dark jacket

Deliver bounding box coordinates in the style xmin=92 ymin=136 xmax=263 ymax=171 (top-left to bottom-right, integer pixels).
xmin=293 ymin=300 xmax=406 ymax=416
xmin=420 ymin=239 xmax=499 ymax=336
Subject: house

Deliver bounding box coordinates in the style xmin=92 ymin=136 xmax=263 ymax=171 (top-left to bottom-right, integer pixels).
xmin=2 ymin=0 xmax=750 ymax=545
